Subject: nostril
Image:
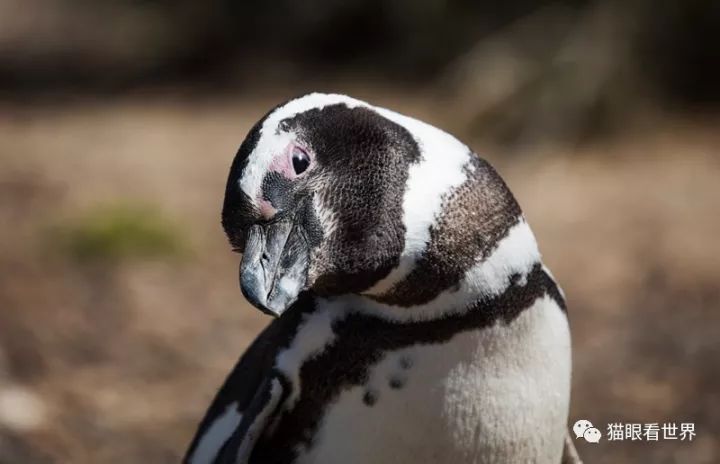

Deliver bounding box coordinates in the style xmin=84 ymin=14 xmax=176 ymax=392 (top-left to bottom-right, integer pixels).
xmin=262 ymin=252 xmax=270 ymax=262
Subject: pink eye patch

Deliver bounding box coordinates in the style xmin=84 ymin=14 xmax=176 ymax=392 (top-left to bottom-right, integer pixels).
xmin=268 ymin=143 xmax=313 ymax=179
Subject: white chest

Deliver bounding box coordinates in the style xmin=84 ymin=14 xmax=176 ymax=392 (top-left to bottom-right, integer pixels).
xmin=294 ymin=295 xmax=571 ymax=464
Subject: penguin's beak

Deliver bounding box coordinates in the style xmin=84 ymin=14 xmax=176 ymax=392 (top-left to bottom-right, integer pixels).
xmin=239 ymin=221 xmax=309 ymax=317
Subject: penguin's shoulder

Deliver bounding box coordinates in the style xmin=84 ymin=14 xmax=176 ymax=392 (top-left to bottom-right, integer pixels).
xmin=183 ymin=297 xmax=312 ymax=464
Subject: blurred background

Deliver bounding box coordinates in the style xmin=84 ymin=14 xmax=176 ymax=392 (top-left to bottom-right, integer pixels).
xmin=0 ymin=0 xmax=718 ymax=462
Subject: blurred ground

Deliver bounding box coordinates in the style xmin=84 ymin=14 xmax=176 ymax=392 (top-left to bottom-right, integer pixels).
xmin=0 ymin=93 xmax=718 ymax=463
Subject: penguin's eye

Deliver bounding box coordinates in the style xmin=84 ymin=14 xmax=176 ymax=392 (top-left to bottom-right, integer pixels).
xmin=291 ymin=147 xmax=311 ymax=175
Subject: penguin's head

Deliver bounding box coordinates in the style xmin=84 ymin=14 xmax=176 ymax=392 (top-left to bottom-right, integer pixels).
xmin=222 ymin=93 xmax=524 ymax=317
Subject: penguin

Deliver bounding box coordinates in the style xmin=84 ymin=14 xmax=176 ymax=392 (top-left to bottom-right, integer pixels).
xmin=184 ymin=93 xmax=579 ymax=464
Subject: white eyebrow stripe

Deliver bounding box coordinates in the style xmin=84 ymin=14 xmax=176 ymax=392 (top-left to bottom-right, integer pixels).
xmin=238 ymin=93 xmax=367 ymax=205
xmin=363 ymin=109 xmax=472 ymax=296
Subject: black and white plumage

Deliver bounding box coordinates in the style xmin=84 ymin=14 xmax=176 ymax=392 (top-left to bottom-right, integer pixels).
xmin=184 ymin=93 xmax=577 ymax=464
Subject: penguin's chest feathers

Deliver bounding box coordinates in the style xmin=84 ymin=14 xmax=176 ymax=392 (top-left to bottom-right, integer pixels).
xmin=269 ymin=295 xmax=571 ymax=464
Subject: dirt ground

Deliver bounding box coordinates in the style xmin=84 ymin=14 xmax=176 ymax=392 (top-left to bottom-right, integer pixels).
xmin=0 ymin=94 xmax=718 ymax=463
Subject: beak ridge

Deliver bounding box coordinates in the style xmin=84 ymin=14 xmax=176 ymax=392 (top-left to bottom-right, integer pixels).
xmin=239 ymin=222 xmax=308 ymax=316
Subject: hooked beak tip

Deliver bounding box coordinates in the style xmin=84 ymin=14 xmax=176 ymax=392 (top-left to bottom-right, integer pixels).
xmin=238 ymin=222 xmax=308 ymax=318
xmin=240 ymin=271 xmax=283 ymax=317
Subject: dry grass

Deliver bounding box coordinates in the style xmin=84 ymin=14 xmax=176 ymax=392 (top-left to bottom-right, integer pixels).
xmin=0 ymin=95 xmax=718 ymax=463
